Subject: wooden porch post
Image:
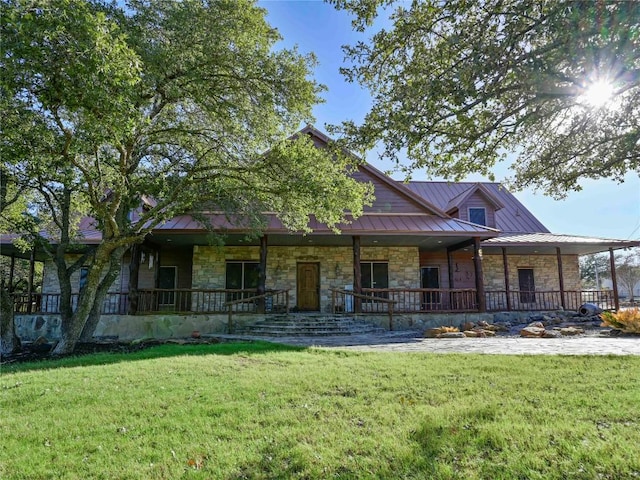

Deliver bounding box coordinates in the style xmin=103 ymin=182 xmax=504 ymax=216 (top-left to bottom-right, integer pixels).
xmin=447 ymin=250 xmax=454 ymax=289
xmin=257 ymin=235 xmax=268 ymax=313
xmin=556 ymin=247 xmax=566 ymax=310
xmin=127 ymin=244 xmax=142 ymax=315
xmin=473 ymin=237 xmax=486 ymax=312
xmin=26 ymin=248 xmax=36 ymax=314
xmin=352 ymin=235 xmax=362 ymax=314
xmin=609 ymin=248 xmax=620 ymax=311
xmin=502 ymin=247 xmax=511 ymax=311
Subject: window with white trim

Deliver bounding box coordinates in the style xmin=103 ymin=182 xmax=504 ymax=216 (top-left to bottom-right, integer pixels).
xmin=468 ymin=207 xmax=487 ymax=226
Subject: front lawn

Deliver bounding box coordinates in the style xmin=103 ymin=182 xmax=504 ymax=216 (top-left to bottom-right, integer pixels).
xmin=1 ymin=342 xmax=639 ymax=479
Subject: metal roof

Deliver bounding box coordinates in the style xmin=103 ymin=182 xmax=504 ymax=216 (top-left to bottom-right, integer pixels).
xmin=405 ymin=182 xmax=550 ymax=234
xmin=153 ymin=213 xmax=498 ymax=237
xmin=480 ymin=232 xmax=640 ymax=255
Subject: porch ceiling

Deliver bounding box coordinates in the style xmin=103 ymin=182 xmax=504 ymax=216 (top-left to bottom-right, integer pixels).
xmin=146 ymin=232 xmax=479 ymax=250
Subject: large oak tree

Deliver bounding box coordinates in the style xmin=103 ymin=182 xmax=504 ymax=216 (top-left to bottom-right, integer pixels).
xmin=1 ymin=0 xmax=372 ymax=354
xmin=330 ymin=0 xmax=639 ymax=197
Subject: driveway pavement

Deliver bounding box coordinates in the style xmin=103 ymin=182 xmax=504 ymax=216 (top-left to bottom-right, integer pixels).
xmin=224 ymin=331 xmax=640 ymax=355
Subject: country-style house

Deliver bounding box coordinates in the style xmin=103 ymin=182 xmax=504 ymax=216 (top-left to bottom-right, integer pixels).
xmin=4 ymin=126 xmax=638 ymax=339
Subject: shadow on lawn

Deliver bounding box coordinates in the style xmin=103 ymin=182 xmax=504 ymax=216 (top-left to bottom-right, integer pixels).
xmin=0 ymin=341 xmax=305 ymax=374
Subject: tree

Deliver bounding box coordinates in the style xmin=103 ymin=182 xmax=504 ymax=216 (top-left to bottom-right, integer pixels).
xmin=615 ymin=250 xmax=640 ymax=301
xmin=0 ymin=165 xmax=29 ymax=356
xmin=1 ymin=0 xmax=372 ymax=354
xmin=330 ymin=0 xmax=639 ymax=198
xmin=579 ymin=253 xmax=610 ymax=289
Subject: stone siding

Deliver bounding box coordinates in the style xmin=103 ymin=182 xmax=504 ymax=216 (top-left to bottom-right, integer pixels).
xmin=192 ymin=245 xmax=420 ymax=312
xmin=41 ymin=256 xmax=127 ymax=294
xmin=483 ymin=254 xmax=581 ymax=291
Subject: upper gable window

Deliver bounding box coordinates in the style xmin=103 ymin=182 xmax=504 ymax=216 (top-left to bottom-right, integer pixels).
xmin=469 ymin=207 xmax=487 ymax=226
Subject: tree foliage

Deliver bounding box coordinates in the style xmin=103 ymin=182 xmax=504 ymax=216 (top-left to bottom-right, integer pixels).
xmin=1 ymin=0 xmax=372 ymax=354
xmin=615 ymin=250 xmax=640 ymax=301
xmin=330 ymin=0 xmax=640 ymax=197
xmin=579 ymin=253 xmax=610 ymax=289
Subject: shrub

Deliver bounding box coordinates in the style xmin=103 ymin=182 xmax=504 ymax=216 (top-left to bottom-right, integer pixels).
xmin=601 ymin=307 xmax=640 ymax=333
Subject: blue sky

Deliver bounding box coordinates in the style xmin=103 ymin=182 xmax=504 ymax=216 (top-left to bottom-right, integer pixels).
xmin=262 ymin=0 xmax=640 ymax=241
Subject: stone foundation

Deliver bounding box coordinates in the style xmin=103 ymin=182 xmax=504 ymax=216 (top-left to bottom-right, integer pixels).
xmin=15 ymin=310 xmax=578 ymax=342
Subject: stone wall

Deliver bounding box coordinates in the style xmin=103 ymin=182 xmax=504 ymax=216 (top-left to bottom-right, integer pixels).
xmin=14 ymin=313 xmax=246 ymax=342
xmin=192 ymin=245 xmax=420 ymax=312
xmin=483 ymin=254 xmax=581 ymax=291
xmin=41 ymin=256 xmax=128 ymax=294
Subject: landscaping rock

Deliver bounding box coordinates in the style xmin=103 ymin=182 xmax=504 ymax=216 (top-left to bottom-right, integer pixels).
xmin=463 ymin=330 xmax=485 ymax=338
xmin=424 ymin=326 xmax=459 ymax=338
xmin=484 ymin=323 xmax=508 ymax=332
xmin=520 ymin=327 xmax=545 ymax=337
xmin=436 ymin=332 xmax=466 ymax=339
xmin=527 ymin=321 xmax=545 ymax=329
xmin=560 ymin=326 xmax=584 ymax=336
xmin=542 ymin=330 xmax=562 ymax=338
xmin=460 ymin=322 xmax=475 ymax=332
xmin=461 ymin=321 xmax=475 ymax=332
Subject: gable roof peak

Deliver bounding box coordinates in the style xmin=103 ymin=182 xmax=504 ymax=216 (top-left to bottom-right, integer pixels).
xmin=445 ymin=182 xmax=505 ymax=212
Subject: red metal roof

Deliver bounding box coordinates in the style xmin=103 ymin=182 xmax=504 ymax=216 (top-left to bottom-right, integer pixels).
xmin=406 ymin=182 xmax=550 ymax=234
xmin=152 ymin=213 xmax=498 ymax=236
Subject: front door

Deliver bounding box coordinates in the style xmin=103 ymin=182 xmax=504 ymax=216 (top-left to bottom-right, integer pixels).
xmin=297 ymin=263 xmax=319 ymax=311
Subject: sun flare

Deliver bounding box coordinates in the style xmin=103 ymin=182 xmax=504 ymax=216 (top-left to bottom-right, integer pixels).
xmin=581 ymin=79 xmax=615 ymax=108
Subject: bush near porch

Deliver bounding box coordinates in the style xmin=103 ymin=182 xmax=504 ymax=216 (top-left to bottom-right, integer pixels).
xmin=2 ymin=343 xmax=639 ymax=479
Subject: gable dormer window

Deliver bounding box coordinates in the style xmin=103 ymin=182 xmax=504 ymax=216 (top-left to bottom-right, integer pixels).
xmin=469 ymin=207 xmax=487 ymax=226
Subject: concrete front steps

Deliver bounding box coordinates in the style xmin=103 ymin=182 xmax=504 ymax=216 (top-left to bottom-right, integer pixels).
xmin=238 ymin=313 xmax=386 ymax=337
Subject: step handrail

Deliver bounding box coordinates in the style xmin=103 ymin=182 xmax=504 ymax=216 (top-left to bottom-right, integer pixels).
xmin=329 ymin=288 xmax=396 ymax=331
xmin=225 ymin=289 xmax=289 ymax=333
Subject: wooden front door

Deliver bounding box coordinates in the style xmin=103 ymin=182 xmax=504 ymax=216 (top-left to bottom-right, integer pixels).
xmin=297 ymin=263 xmax=320 ymax=311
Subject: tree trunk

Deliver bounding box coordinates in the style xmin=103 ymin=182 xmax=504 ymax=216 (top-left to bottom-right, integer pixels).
xmin=79 ymin=248 xmax=124 ymax=342
xmin=127 ymin=243 xmax=142 ymax=315
xmin=52 ymin=246 xmax=112 ymax=355
xmin=0 ymin=286 xmax=21 ymax=357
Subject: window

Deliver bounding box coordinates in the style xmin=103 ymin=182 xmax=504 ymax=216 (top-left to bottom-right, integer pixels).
xmin=226 ymin=261 xmax=260 ymax=300
xmin=518 ymin=268 xmax=536 ymax=304
xmin=468 ymin=207 xmax=487 ymax=226
xmin=361 ymin=262 xmax=389 ymax=290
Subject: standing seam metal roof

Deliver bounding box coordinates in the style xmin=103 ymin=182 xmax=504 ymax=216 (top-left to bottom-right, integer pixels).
xmin=405 ymin=182 xmax=550 ymax=234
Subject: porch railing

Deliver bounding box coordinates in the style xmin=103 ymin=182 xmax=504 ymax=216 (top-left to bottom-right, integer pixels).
xmin=10 ymin=289 xmax=291 ymax=315
xmin=330 ymin=288 xmax=397 ymax=330
xmin=225 ymin=289 xmax=290 ymax=333
xmin=330 ymin=288 xmax=478 ymax=314
xmin=485 ymin=290 xmax=615 ymax=312
xmin=12 ymin=288 xmax=616 ymax=316
xmin=12 ymin=292 xmax=128 ymax=315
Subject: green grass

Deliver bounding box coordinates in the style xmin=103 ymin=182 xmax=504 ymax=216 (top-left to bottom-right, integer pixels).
xmin=2 ymin=343 xmax=639 ymax=479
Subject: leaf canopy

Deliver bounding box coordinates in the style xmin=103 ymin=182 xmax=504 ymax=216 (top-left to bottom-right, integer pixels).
xmin=331 ymin=0 xmax=640 ymax=198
